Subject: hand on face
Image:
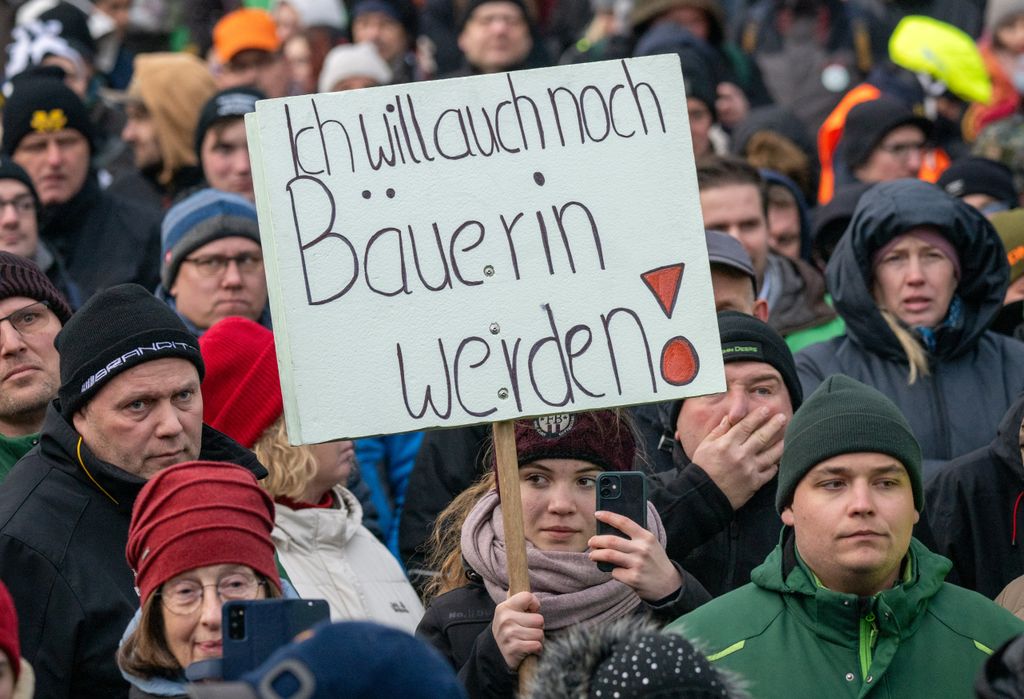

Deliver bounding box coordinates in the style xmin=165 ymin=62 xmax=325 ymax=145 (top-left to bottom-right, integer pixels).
xmin=491 ymin=590 xmax=543 ymax=670
xmin=588 ymin=510 xmax=682 ymax=602
xmin=691 ymin=407 xmax=787 ymax=510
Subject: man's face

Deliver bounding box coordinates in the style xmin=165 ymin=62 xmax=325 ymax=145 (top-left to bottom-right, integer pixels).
xmin=0 ymin=180 xmax=39 ymax=259
xmin=13 ymin=129 xmax=90 ymax=207
xmin=458 ymin=1 xmax=533 ymax=74
xmin=766 ymin=186 xmax=801 ymax=259
xmin=0 ymin=296 xmax=60 ymax=434
xmin=687 ymin=97 xmax=713 ymax=159
xmin=121 ymin=102 xmax=162 ymax=172
xmin=352 ymin=11 xmax=409 ymax=63
xmin=200 ymin=121 xmax=254 ymax=201
xmin=676 ymin=360 xmax=793 ymax=458
xmin=700 ymin=183 xmax=770 ymax=280
xmin=855 ymin=124 xmax=927 ymax=183
xmin=218 ymin=49 xmax=289 ymax=99
xmin=170 ymin=236 xmax=267 ymax=330
xmin=72 ymin=358 xmax=203 ymax=479
xmin=781 ymin=452 xmax=919 ymax=596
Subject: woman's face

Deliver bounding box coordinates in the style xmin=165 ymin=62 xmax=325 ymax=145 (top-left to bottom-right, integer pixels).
xmin=160 ymin=564 xmax=267 ymax=670
xmin=519 ymin=458 xmax=601 ymax=552
xmin=872 ymin=228 xmax=958 ymax=329
xmin=307 ymin=440 xmax=356 ymax=501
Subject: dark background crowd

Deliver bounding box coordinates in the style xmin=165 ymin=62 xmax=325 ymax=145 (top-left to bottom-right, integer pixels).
xmin=2 ymin=0 xmax=1024 ymax=698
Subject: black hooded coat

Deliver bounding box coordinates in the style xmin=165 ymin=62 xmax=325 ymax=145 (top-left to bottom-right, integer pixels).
xmin=796 ymin=179 xmax=1024 ymax=469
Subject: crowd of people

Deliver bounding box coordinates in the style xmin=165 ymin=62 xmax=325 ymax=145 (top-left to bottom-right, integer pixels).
xmin=0 ymin=0 xmax=1024 ymax=697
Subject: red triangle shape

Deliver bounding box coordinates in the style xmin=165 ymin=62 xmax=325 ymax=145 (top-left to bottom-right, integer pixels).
xmin=641 ymin=263 xmax=685 ymax=319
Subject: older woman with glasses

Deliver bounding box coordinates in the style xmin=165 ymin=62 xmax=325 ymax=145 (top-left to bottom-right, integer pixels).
xmin=117 ymin=461 xmax=282 ymax=698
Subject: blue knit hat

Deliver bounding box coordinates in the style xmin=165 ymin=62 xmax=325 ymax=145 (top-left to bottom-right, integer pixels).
xmin=160 ymin=188 xmax=261 ymax=290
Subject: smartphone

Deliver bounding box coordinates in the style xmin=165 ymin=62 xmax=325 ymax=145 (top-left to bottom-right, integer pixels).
xmin=220 ymin=598 xmax=330 ymax=680
xmin=595 ymin=471 xmax=648 ymax=572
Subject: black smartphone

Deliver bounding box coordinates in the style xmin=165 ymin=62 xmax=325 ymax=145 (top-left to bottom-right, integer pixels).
xmin=595 ymin=471 xmax=648 ymax=573
xmin=220 ymin=598 xmax=330 ymax=680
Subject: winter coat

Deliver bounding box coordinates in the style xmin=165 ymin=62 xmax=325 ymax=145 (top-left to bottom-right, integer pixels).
xmin=417 ymin=566 xmax=709 ymax=699
xmin=37 ymin=174 xmax=161 ymax=300
xmin=668 ymin=535 xmax=1024 ymax=698
xmin=997 ymin=576 xmax=1024 ymax=620
xmin=923 ymin=393 xmax=1024 ymax=598
xmin=399 ymin=425 xmax=490 ymax=589
xmin=796 ymin=179 xmax=1024 ymax=467
xmin=0 ymin=404 xmax=266 ymax=699
xmin=273 ymin=486 xmax=424 ymax=634
xmin=353 ymin=432 xmax=423 ymax=557
xmin=762 ymin=250 xmax=837 ymax=337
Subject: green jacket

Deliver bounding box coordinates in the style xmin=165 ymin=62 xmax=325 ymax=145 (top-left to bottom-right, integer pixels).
xmin=0 ymin=432 xmax=37 ymax=484
xmin=667 ymin=536 xmax=1024 ymax=698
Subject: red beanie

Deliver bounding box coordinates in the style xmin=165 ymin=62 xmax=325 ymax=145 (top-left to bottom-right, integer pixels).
xmin=492 ymin=410 xmax=636 ymax=473
xmin=126 ymin=461 xmax=280 ymax=606
xmin=199 ymin=317 xmax=283 ymax=448
xmin=0 ymin=581 xmax=19 ymax=680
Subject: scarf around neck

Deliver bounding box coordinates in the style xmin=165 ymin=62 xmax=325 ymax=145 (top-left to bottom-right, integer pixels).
xmin=460 ymin=489 xmax=667 ymax=631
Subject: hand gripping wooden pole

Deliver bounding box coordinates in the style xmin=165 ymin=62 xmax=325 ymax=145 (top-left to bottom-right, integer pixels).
xmin=491 ymin=420 xmax=538 ymax=693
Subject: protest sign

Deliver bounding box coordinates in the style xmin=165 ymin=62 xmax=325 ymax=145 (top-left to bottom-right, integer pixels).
xmin=246 ymin=54 xmax=724 ymax=444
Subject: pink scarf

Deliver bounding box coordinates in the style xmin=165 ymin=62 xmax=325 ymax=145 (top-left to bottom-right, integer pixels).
xmin=460 ymin=490 xmax=667 ymax=631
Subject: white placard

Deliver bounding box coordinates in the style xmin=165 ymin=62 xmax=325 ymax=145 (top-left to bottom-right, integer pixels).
xmin=246 ymin=55 xmax=724 ymax=443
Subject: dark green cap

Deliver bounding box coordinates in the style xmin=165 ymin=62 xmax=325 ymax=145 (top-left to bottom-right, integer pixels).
xmin=777 ymin=374 xmax=923 ymax=514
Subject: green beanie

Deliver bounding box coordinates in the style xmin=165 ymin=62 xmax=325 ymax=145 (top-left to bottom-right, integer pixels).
xmin=777 ymin=375 xmax=923 ymax=514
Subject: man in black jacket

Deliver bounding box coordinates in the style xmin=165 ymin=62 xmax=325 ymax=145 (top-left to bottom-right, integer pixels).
xmin=647 ymin=311 xmax=803 ymax=597
xmin=2 ymin=74 xmax=161 ymax=300
xmin=0 ymin=284 xmax=266 ymax=698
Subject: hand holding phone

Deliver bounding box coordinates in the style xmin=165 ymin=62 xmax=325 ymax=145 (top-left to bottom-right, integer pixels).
xmin=594 ymin=472 xmax=647 ymax=572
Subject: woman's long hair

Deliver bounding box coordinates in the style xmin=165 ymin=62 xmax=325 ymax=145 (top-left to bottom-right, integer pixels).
xmin=422 ymin=471 xmax=497 ymax=603
xmin=252 ymin=417 xmax=320 ymax=500
xmin=877 ymin=308 xmax=931 ymax=385
xmin=117 ymin=577 xmax=282 ymax=680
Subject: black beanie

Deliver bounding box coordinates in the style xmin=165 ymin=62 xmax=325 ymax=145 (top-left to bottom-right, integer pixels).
xmin=840 ymin=96 xmax=931 ymax=171
xmin=777 ymin=374 xmax=923 ymax=514
xmin=669 ymin=311 xmax=801 ymax=427
xmin=0 ymin=252 xmax=71 ymax=324
xmin=194 ymin=87 xmax=264 ymax=161
xmin=937 ymin=156 xmax=1018 ymax=206
xmin=0 ymin=157 xmax=40 ymax=208
xmin=56 ymin=284 xmax=205 ymax=418
xmin=456 ymin=0 xmax=531 ymax=32
xmin=1 ymin=77 xmax=95 ymax=156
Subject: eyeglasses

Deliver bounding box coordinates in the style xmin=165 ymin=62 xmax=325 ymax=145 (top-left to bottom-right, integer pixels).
xmin=877 ymin=141 xmax=927 ymax=160
xmin=182 ymin=252 xmax=264 ymax=277
xmin=0 ymin=301 xmax=53 ymax=335
xmin=157 ymin=573 xmax=265 ymax=616
xmin=0 ymin=195 xmax=35 ymax=215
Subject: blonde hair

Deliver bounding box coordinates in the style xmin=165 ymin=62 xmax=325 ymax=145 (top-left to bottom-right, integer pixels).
xmin=252 ymin=417 xmax=319 ymax=500
xmin=877 ymin=308 xmax=931 ymax=385
xmin=423 ymin=471 xmax=497 ymax=603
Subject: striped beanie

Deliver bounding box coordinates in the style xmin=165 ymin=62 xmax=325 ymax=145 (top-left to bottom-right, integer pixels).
xmin=160 ymin=188 xmax=261 ymax=290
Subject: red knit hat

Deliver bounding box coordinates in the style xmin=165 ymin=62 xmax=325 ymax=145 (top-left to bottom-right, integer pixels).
xmin=126 ymin=461 xmax=280 ymax=606
xmin=199 ymin=317 xmax=283 ymax=448
xmin=492 ymin=410 xmax=637 ymax=473
xmin=0 ymin=581 xmax=20 ymax=680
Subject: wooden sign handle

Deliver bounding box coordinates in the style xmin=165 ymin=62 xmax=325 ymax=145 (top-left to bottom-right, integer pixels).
xmin=491 ymin=420 xmax=539 ymax=693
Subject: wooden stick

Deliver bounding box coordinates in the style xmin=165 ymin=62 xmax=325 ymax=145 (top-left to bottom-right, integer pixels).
xmin=491 ymin=420 xmax=538 ymax=693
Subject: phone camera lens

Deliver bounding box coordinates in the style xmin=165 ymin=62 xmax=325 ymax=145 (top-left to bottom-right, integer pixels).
xmin=600 ymin=486 xmax=612 ymax=497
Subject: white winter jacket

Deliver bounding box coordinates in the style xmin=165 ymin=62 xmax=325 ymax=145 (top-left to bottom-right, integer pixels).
xmin=273 ymin=486 xmax=424 ymax=634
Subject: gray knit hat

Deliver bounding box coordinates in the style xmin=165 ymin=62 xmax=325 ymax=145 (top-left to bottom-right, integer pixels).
xmin=160 ymin=188 xmax=260 ymax=290
xmin=777 ymin=375 xmax=923 ymax=514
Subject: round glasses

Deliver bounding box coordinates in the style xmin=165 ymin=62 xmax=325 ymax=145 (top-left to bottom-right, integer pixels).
xmin=157 ymin=573 xmax=265 ymax=616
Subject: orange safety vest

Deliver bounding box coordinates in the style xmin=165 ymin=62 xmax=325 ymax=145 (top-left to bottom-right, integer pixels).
xmin=816 ymin=85 xmax=949 ymax=203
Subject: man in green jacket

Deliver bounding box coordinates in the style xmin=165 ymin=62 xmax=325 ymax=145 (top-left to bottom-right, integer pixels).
xmin=0 ymin=251 xmax=71 ymax=481
xmin=667 ymin=375 xmax=1024 ymax=698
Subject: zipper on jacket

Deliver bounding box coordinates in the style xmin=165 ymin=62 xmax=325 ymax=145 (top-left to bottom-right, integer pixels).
xmin=859 ymin=611 xmax=878 ymax=680
xmin=726 ymin=520 xmax=739 ymax=588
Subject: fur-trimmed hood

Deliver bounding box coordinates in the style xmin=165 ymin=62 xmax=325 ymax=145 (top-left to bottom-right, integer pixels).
xmin=524 ymin=617 xmax=749 ymax=698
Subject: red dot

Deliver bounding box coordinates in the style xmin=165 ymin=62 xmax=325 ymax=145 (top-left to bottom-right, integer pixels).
xmin=661 ymin=336 xmax=698 ymax=386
